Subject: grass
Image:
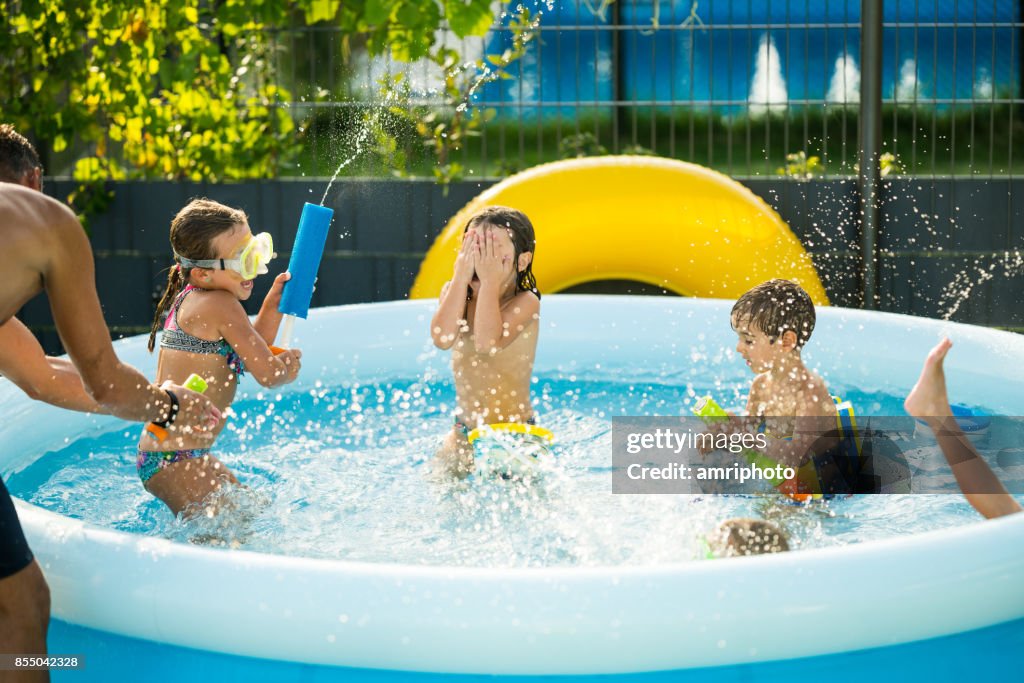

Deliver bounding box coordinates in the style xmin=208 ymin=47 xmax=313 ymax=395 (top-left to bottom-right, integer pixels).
xmin=287 ymin=102 xmax=1024 ymax=179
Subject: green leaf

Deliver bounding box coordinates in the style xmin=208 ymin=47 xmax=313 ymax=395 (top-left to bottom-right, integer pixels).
xmin=365 ymin=0 xmax=398 ymax=24
xmin=303 ymin=0 xmax=341 ymax=24
xmin=443 ymin=0 xmax=493 ymax=37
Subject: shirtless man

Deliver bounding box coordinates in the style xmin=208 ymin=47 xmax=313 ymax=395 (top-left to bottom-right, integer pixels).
xmin=0 ymin=180 xmax=221 ymax=677
xmin=0 ymin=124 xmax=104 ymax=413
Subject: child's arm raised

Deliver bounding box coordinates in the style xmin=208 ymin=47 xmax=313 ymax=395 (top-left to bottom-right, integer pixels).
xmin=431 ymin=232 xmax=476 ymax=350
xmin=211 ymin=291 xmax=302 ymax=388
xmin=472 ymin=287 xmax=539 ymax=354
xmin=472 ymin=229 xmax=540 ymax=354
xmin=252 ymin=272 xmax=291 ymax=345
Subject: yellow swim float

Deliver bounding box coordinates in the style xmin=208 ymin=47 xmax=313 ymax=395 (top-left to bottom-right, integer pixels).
xmin=468 ymin=423 xmax=555 ymax=479
xmin=410 ymin=156 xmax=828 ymax=303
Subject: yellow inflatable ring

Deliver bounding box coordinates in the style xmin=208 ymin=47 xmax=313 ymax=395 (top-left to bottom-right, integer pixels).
xmin=410 ymin=156 xmax=828 ymax=304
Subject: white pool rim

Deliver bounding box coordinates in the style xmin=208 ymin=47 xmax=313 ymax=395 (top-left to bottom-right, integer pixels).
xmin=3 ymin=296 xmax=1023 ymax=674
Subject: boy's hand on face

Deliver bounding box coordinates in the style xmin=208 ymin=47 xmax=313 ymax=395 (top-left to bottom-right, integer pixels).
xmin=475 ymin=228 xmax=512 ymax=286
xmin=264 ymin=272 xmax=291 ymax=311
xmin=453 ymin=231 xmax=477 ymax=285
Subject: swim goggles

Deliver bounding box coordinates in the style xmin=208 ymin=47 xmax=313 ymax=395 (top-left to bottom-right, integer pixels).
xmin=177 ymin=232 xmax=274 ymax=280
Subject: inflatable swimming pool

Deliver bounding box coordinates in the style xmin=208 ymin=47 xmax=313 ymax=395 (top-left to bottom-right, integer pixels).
xmin=2 ymin=297 xmax=1023 ymax=677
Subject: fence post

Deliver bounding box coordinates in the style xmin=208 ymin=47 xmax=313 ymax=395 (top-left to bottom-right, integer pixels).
xmin=858 ymin=0 xmax=883 ymax=309
xmin=1020 ymin=0 xmax=1024 ymax=108
xmin=611 ymin=0 xmax=624 ymax=152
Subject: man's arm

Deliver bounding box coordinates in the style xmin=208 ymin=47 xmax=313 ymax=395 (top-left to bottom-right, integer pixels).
xmin=0 ymin=318 xmax=103 ymax=413
xmin=42 ymin=202 xmax=219 ymax=431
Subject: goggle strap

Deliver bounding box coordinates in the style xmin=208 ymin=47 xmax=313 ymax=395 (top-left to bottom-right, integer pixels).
xmin=177 ymin=257 xmax=228 ymax=271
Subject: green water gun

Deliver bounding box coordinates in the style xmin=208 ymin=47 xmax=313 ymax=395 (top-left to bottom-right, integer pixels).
xmin=692 ymin=395 xmax=786 ymax=487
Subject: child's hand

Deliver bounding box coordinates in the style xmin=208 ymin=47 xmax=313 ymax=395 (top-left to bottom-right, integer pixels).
xmin=263 ymin=272 xmax=291 ymax=312
xmin=696 ymin=412 xmax=740 ymax=455
xmin=452 ymin=231 xmax=477 ymax=285
xmin=475 ymin=229 xmax=512 ymax=286
xmin=277 ymin=348 xmax=302 ymax=384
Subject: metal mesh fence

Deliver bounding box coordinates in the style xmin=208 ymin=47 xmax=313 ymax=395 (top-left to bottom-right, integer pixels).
xmin=273 ymin=0 xmax=1022 ymax=180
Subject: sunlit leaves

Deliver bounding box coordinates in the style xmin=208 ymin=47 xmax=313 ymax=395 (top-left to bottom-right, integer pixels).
xmin=442 ymin=0 xmax=493 ymax=37
xmin=0 ymin=0 xmax=504 ymax=221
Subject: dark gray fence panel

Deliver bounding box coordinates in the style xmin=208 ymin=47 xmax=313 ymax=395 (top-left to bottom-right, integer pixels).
xmin=23 ymin=176 xmax=1022 ymax=355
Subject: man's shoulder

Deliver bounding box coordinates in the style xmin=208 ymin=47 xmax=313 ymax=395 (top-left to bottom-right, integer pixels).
xmin=0 ymin=183 xmax=74 ymax=222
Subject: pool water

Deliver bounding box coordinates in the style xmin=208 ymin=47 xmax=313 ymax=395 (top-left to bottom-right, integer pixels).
xmin=8 ymin=373 xmax=1017 ymax=567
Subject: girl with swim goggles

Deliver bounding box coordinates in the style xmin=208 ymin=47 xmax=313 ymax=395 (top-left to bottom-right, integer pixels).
xmin=176 ymin=231 xmax=275 ymax=280
xmin=139 ymin=199 xmax=303 ymax=522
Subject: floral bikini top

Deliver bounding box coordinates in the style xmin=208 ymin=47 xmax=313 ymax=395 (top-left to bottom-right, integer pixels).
xmin=160 ymin=285 xmax=246 ymax=377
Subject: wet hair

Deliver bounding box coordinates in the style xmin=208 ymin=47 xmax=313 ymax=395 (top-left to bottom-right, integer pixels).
xmin=464 ymin=205 xmax=539 ymax=299
xmin=731 ymin=279 xmax=816 ymax=348
xmin=710 ymin=518 xmax=790 ymax=557
xmin=147 ymin=199 xmax=248 ymax=352
xmin=0 ymin=124 xmax=42 ymax=184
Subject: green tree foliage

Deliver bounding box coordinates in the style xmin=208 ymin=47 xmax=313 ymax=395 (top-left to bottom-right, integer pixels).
xmin=0 ymin=0 xmax=496 ymax=218
xmin=378 ymin=6 xmax=537 ymax=190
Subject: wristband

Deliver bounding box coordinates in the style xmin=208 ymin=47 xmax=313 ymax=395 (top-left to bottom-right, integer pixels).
xmin=152 ymin=389 xmax=180 ymax=429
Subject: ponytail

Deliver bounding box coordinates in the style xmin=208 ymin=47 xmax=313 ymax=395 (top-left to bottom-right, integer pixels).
xmin=148 ymin=265 xmax=185 ymax=352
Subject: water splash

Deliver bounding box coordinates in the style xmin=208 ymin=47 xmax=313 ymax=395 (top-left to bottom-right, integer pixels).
xmin=748 ymin=34 xmax=788 ymax=116
xmin=456 ymin=8 xmax=543 ymax=114
xmin=320 ymin=100 xmax=388 ymax=206
xmin=14 ymin=371 xmax=1002 ymax=566
xmin=939 ymin=250 xmax=1024 ymax=320
xmin=826 ymin=51 xmax=860 ymax=104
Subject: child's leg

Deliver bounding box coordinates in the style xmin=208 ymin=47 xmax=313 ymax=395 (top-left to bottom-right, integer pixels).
xmin=904 ymin=337 xmax=955 ymax=418
xmin=905 ymin=338 xmax=1021 ymax=519
xmin=435 ymin=427 xmax=474 ymax=478
xmin=144 ymin=452 xmax=241 ymax=518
